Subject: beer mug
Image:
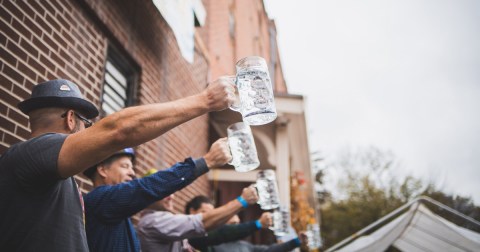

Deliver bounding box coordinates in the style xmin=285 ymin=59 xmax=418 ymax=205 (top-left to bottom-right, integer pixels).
xmin=229 ymin=56 xmax=277 ymax=125
xmin=306 ymin=223 xmax=322 ymax=249
xmin=269 ymin=206 xmax=290 ymax=236
xmin=253 ymin=169 xmax=280 ymax=210
xmin=227 ymin=122 xmax=260 ymax=172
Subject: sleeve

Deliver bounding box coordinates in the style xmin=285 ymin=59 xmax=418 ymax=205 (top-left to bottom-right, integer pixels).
xmin=13 ymin=133 xmax=67 ymax=188
xmin=138 ymin=212 xmax=205 ymax=241
xmin=84 ymin=158 xmax=208 ymax=222
xmin=257 ymin=239 xmax=299 ymax=252
xmin=189 ymin=221 xmax=259 ymax=250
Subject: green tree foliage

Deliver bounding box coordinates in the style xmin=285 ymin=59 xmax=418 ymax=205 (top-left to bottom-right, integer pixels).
xmin=317 ymin=146 xmax=480 ymax=249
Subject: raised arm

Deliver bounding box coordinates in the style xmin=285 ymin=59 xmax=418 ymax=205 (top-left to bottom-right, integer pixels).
xmin=57 ymin=77 xmax=235 ymax=178
xmin=201 ymin=186 xmax=259 ymax=230
xmin=189 ymin=221 xmax=260 ymax=250
xmin=85 ymin=158 xmax=207 ymax=221
xmin=86 ymin=138 xmax=232 ymax=221
xmin=260 ymin=238 xmax=301 ymax=252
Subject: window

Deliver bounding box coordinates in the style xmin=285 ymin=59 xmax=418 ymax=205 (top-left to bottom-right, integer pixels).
xmin=101 ymin=48 xmax=138 ymax=116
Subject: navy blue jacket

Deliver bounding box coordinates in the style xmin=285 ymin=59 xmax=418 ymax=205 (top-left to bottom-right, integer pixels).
xmin=84 ymin=158 xmax=208 ymax=252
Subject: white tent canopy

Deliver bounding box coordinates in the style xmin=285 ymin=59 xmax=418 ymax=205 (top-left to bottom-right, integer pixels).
xmin=328 ymin=197 xmax=480 ymax=252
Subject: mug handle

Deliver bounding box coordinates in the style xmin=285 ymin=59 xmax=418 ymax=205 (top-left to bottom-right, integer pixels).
xmin=225 ymin=75 xmax=241 ymax=111
xmin=250 ymin=183 xmax=263 ymax=208
xmin=267 ymin=210 xmax=276 ymax=230
xmin=250 ymin=183 xmax=259 ymax=198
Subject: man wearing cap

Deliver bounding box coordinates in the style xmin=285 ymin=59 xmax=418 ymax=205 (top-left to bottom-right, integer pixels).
xmin=136 ymin=186 xmax=261 ymax=251
xmin=83 ymin=139 xmax=235 ymax=252
xmin=0 ymin=77 xmax=235 ymax=251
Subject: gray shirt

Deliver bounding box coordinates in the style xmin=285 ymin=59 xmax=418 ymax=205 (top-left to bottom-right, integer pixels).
xmin=138 ymin=210 xmax=206 ymax=252
xmin=0 ymin=133 xmax=89 ymax=251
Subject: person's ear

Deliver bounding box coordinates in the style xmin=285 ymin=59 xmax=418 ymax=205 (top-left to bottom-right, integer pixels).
xmin=64 ymin=110 xmax=77 ymax=131
xmin=97 ymin=165 xmax=109 ymax=179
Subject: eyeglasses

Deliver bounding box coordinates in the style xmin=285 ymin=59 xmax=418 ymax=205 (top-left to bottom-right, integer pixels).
xmin=61 ymin=111 xmax=93 ymax=128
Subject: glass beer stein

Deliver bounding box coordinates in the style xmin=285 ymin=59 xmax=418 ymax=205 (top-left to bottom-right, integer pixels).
xmin=227 ymin=122 xmax=260 ymax=172
xmin=229 ymin=56 xmax=277 ymax=125
xmin=306 ymin=222 xmax=322 ymax=250
xmin=269 ymin=206 xmax=290 ymax=236
xmin=254 ymin=169 xmax=280 ymax=210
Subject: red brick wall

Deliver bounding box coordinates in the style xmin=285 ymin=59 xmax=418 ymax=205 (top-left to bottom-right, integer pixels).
xmin=0 ymin=0 xmax=211 ymax=213
xmin=201 ymin=0 xmax=287 ymax=91
xmin=1 ymin=0 xmax=106 ymax=154
xmin=199 ymin=0 xmax=236 ymax=78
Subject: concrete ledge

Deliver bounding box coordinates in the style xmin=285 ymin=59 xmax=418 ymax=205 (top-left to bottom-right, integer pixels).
xmin=207 ymin=169 xmax=260 ymax=182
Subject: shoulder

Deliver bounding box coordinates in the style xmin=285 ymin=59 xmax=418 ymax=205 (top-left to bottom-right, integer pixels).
xmin=84 ymin=185 xmax=112 ymax=199
xmin=141 ymin=211 xmax=189 ymax=223
xmin=1 ymin=133 xmax=69 ymax=186
xmin=83 ymin=185 xmax=119 ymax=207
xmin=27 ymin=133 xmax=68 ymax=147
xmin=21 ymin=133 xmax=68 ymax=159
xmin=142 ymin=210 xmax=174 ymax=219
xmin=2 ymin=133 xmax=67 ymax=157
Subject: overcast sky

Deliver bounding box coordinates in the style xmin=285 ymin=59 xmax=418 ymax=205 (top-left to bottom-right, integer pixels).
xmin=264 ymin=0 xmax=480 ymax=203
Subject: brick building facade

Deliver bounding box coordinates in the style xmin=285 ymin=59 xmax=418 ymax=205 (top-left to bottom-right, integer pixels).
xmin=1 ymin=0 xmax=211 ymax=213
xmin=1 ymin=0 xmax=319 ymax=246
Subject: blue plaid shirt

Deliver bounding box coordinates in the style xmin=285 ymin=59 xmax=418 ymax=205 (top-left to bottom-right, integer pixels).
xmin=84 ymin=158 xmax=208 ymax=252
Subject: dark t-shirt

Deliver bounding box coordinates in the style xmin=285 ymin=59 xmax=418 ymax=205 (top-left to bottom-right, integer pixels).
xmin=0 ymin=133 xmax=88 ymax=251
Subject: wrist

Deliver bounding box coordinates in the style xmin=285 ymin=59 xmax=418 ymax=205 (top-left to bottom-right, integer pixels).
xmin=198 ymin=91 xmax=213 ymax=111
xmin=236 ymin=196 xmax=248 ymax=208
xmin=293 ymin=237 xmax=301 ymax=246
xmin=192 ymin=158 xmax=209 ymax=177
xmin=203 ymin=155 xmax=213 ymax=168
xmin=255 ymin=220 xmax=262 ymax=229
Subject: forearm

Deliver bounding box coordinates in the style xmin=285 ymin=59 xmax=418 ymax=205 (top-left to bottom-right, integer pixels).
xmin=108 ymin=94 xmax=209 ymax=147
xmin=138 ymin=212 xmax=205 ymax=242
xmin=124 ymin=158 xmax=209 ymax=215
xmin=202 ymin=199 xmax=243 ymax=230
xmin=189 ymin=222 xmax=258 ymax=249
xmin=263 ymin=239 xmax=300 ymax=252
